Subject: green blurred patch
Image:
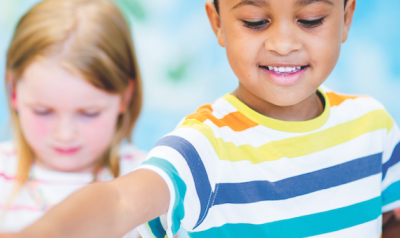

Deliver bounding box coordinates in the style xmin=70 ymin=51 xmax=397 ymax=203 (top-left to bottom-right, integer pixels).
xmin=114 ymin=0 xmax=147 ymax=21
xmin=167 ymin=59 xmax=191 ymax=84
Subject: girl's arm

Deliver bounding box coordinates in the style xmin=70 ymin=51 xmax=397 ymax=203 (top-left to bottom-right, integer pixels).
xmin=2 ymin=169 xmax=169 ymax=238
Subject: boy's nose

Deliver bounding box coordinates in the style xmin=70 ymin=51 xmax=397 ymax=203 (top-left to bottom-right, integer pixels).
xmin=53 ymin=116 xmax=78 ymax=142
xmin=264 ymin=23 xmax=302 ymax=56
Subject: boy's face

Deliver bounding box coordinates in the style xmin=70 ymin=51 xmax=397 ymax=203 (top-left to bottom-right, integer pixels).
xmin=206 ymin=0 xmax=355 ymax=107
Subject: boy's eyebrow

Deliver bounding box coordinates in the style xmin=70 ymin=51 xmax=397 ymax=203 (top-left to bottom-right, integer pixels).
xmin=296 ymin=0 xmax=334 ymax=6
xmin=231 ymin=0 xmax=269 ymax=11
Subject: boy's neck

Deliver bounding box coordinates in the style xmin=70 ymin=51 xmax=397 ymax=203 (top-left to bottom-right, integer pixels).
xmin=233 ymin=85 xmax=324 ymax=122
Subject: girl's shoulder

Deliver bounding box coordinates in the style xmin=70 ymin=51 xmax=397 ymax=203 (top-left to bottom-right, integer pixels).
xmin=0 ymin=141 xmax=18 ymax=175
xmin=118 ymin=142 xmax=147 ymax=176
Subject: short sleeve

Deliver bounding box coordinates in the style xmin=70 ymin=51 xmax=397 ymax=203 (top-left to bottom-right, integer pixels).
xmin=137 ymin=120 xmax=219 ymax=238
xmin=382 ymin=119 xmax=400 ymax=213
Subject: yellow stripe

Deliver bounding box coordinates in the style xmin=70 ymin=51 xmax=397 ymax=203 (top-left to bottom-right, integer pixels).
xmin=222 ymin=88 xmax=331 ymax=133
xmin=177 ymin=119 xmax=219 ymax=155
xmin=145 ymin=222 xmax=157 ymax=238
xmin=217 ymin=109 xmax=393 ymax=164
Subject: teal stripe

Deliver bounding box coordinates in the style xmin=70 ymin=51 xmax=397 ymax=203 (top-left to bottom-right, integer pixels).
xmin=383 ymin=180 xmax=400 ymax=207
xmin=147 ymin=217 xmax=166 ymax=238
xmin=142 ymin=157 xmax=187 ymax=236
xmin=189 ymin=197 xmax=382 ymax=238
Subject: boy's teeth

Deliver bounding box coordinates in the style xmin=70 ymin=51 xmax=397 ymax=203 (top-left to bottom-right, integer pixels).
xmin=267 ymin=66 xmax=303 ymax=73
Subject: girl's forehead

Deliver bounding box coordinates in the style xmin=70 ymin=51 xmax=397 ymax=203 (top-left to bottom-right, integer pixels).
xmin=17 ymin=59 xmax=120 ymax=108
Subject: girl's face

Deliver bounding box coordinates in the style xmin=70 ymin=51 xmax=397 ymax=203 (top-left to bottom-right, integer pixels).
xmin=14 ymin=59 xmax=124 ymax=173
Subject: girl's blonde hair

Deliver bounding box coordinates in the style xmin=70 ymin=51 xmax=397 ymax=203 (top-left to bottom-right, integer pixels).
xmin=4 ymin=0 xmax=142 ymax=197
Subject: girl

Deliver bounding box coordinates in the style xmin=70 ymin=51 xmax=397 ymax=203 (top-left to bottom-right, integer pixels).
xmin=0 ymin=0 xmax=145 ymax=237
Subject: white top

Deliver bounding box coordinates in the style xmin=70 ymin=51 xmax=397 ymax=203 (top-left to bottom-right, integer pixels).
xmin=0 ymin=141 xmax=146 ymax=237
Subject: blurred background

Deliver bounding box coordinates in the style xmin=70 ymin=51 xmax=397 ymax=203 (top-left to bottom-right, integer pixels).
xmin=0 ymin=0 xmax=399 ymax=152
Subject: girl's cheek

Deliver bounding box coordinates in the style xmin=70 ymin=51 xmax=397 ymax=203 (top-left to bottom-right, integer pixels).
xmin=20 ymin=112 xmax=52 ymax=148
xmin=79 ymin=114 xmax=118 ymax=151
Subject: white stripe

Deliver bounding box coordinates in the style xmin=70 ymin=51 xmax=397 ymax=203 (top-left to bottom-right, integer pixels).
xmin=194 ymin=174 xmax=381 ymax=231
xmin=201 ymin=101 xmax=386 ymax=148
xmin=145 ymin=146 xmax=201 ymax=230
xmin=383 ymin=200 xmax=400 ymax=213
xmin=170 ymin=127 xmax=220 ymax=189
xmin=137 ymin=224 xmax=155 ymax=238
xmin=211 ymin=98 xmax=238 ymax=119
xmin=383 ymin=123 xmax=400 ymax=164
xmin=382 ymin=161 xmax=400 ymax=191
xmin=135 ymin=166 xmax=176 ymax=238
xmin=217 ymin=129 xmax=384 ymax=183
xmin=309 ymin=216 xmax=382 ymax=238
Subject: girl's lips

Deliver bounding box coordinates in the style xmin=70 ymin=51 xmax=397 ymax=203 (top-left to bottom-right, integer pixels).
xmin=54 ymin=147 xmax=81 ymax=155
xmin=261 ymin=66 xmax=308 ymax=86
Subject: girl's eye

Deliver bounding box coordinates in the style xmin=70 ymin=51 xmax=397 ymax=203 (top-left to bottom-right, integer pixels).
xmin=33 ymin=108 xmax=52 ymax=116
xmin=243 ymin=20 xmax=269 ymax=29
xmin=81 ymin=111 xmax=101 ymax=118
xmin=298 ymin=18 xmax=325 ymax=28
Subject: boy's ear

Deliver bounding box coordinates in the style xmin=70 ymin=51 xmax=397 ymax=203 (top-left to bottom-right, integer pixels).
xmin=342 ymin=0 xmax=356 ymax=43
xmin=205 ymin=1 xmax=225 ymax=47
xmin=120 ymin=79 xmax=135 ymax=113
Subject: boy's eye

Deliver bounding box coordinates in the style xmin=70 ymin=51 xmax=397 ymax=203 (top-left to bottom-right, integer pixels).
xmin=298 ymin=18 xmax=325 ymax=28
xmin=243 ymin=20 xmax=269 ymax=29
xmin=33 ymin=108 xmax=52 ymax=116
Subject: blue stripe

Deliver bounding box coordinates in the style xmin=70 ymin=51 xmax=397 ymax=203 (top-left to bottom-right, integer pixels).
xmin=214 ymin=153 xmax=382 ymax=205
xmin=154 ymin=136 xmax=213 ymax=228
xmin=188 ymin=197 xmax=382 ymax=238
xmin=147 ymin=217 xmax=167 ymax=238
xmin=383 ymin=141 xmax=400 ymax=180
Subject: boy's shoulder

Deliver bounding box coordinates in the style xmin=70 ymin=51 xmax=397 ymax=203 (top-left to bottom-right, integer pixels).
xmin=321 ymin=86 xmax=385 ymax=110
xmin=179 ymin=93 xmax=257 ymax=133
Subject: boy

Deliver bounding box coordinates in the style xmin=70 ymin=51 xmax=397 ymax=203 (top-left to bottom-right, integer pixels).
xmin=2 ymin=0 xmax=400 ymax=237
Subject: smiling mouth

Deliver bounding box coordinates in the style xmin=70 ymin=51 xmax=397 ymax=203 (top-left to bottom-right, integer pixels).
xmin=260 ymin=65 xmax=309 ymax=75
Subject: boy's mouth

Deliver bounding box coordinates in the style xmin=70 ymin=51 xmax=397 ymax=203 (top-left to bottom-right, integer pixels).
xmin=261 ymin=65 xmax=308 ymax=75
xmin=260 ymin=65 xmax=309 ymax=86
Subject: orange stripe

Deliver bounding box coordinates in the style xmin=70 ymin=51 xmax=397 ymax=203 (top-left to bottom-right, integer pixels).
xmin=326 ymin=91 xmax=363 ymax=107
xmin=186 ymin=104 xmax=258 ymax=132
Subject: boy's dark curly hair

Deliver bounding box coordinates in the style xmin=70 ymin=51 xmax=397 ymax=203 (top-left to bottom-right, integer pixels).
xmin=213 ymin=0 xmax=349 ymax=14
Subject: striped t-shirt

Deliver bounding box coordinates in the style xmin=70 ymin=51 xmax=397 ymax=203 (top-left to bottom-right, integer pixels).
xmin=137 ymin=88 xmax=400 ymax=238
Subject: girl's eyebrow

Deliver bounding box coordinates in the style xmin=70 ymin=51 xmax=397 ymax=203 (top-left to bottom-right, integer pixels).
xmin=231 ymin=0 xmax=269 ymax=11
xmin=297 ymin=0 xmax=334 ymax=6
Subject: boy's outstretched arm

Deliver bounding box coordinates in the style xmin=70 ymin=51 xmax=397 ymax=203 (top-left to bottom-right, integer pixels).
xmin=1 ymin=169 xmax=169 ymax=238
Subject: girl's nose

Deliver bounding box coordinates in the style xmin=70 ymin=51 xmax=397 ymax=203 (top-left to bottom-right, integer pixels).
xmin=53 ymin=116 xmax=77 ymax=143
xmin=264 ymin=21 xmax=302 ymax=56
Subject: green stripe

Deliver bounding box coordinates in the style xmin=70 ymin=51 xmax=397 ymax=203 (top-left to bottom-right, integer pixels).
xmin=143 ymin=157 xmax=187 ymax=236
xmin=189 ymin=197 xmax=382 ymax=238
xmin=383 ymin=180 xmax=400 ymax=207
